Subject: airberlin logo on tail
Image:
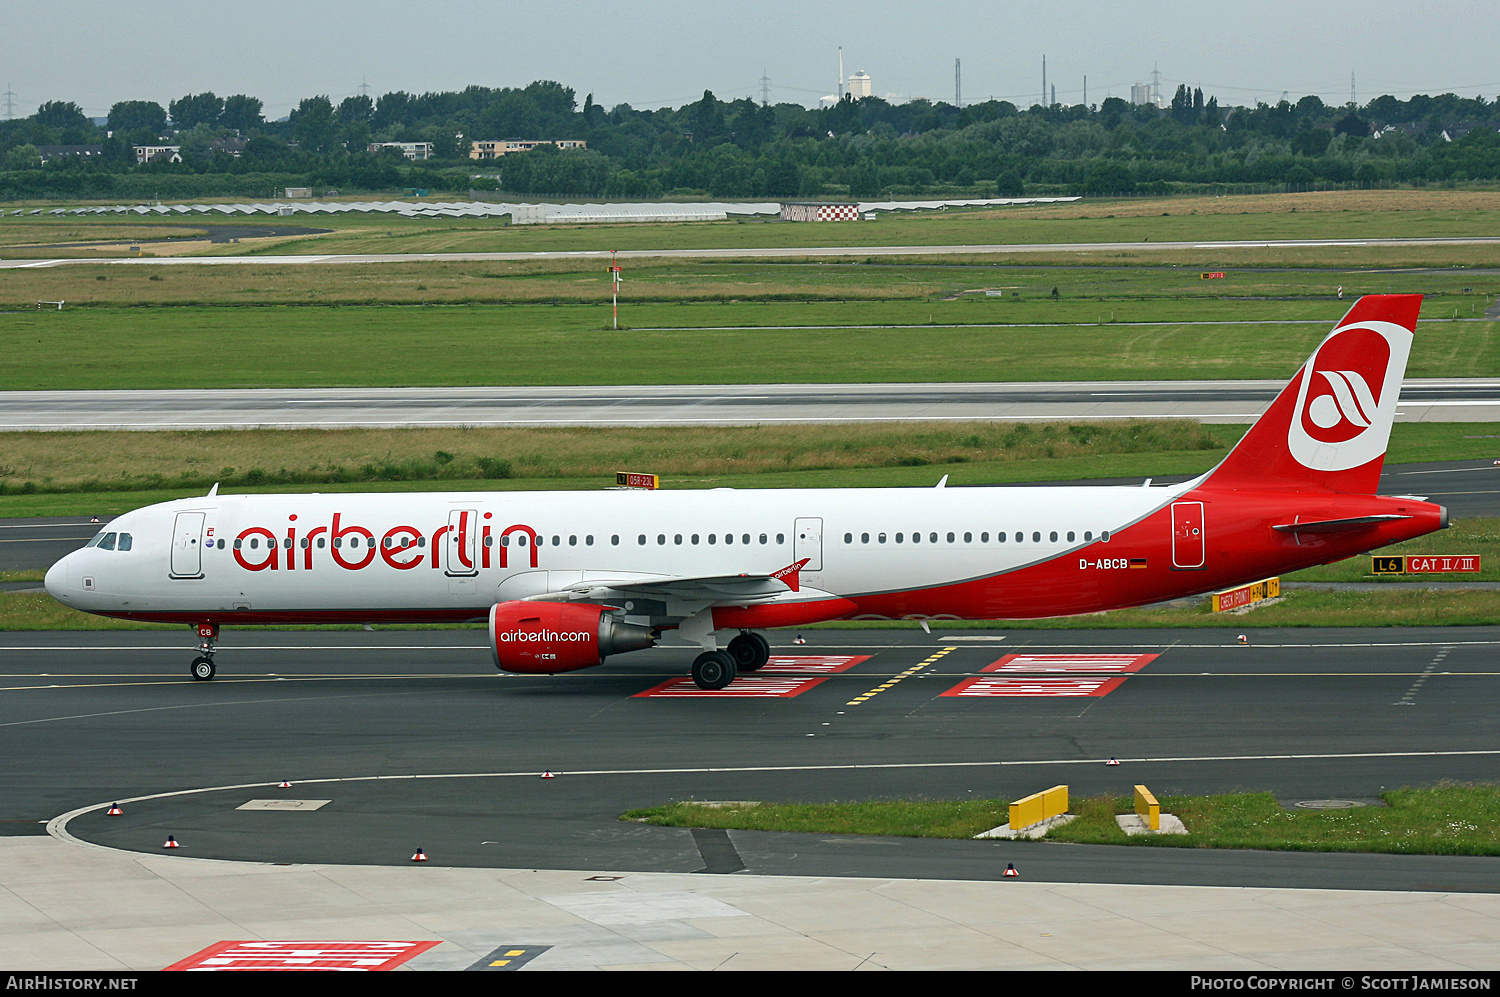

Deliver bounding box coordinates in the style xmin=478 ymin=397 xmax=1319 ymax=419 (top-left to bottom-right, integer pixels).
xmin=1288 ymin=320 xmax=1411 ymax=472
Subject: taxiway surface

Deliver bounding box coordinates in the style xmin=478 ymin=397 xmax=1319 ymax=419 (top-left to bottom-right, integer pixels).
xmin=3 ymin=627 xmax=1499 ymax=970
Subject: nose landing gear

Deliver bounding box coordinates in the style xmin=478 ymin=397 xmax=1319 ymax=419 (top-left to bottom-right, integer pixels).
xmin=191 ymin=621 xmax=218 ymax=681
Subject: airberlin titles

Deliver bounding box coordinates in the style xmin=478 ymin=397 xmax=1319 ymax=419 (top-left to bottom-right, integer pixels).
xmin=229 ymin=511 xmax=542 ymax=573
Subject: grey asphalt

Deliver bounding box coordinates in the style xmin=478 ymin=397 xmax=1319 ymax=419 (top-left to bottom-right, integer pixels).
xmin=3 ymin=627 xmax=1500 ymax=970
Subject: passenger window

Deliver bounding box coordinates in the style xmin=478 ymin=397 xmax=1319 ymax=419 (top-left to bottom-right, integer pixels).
xmin=981 ymin=532 xmax=989 ymax=542
xmin=861 ymin=532 xmax=870 ymax=543
xmin=844 ymin=533 xmax=852 ymax=544
xmin=1049 ymin=532 xmax=1058 ymax=542
xmin=1033 ymin=532 xmax=1041 ymax=542
xmin=1067 ymin=531 xmax=1075 ymax=542
xmin=569 ymin=535 xmax=577 ymax=546
xmin=947 ymin=532 xmax=955 ymax=543
xmin=878 ymin=533 xmax=887 ymax=543
xmin=896 ymin=533 xmax=904 ymax=543
xmin=777 ymin=533 xmax=784 ymax=544
xmin=964 ymin=532 xmax=972 ymax=543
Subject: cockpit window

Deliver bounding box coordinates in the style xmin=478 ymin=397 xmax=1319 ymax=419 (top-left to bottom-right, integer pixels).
xmin=86 ymin=531 xmax=132 ymax=551
xmin=117 ymin=533 xmax=132 ymax=551
xmin=97 ymin=533 xmax=117 ymax=551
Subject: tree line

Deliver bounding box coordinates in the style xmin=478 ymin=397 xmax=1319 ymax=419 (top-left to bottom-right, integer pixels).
xmin=1 ymin=81 xmax=1498 ymax=201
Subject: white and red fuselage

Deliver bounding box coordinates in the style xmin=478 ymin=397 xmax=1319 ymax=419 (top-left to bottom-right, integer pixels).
xmin=44 ymin=295 xmax=1448 ymax=686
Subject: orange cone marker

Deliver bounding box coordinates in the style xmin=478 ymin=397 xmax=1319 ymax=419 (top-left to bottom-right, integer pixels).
xmin=107 ymin=804 xmax=122 ymax=815
xmin=1003 ymin=863 xmax=1019 ymax=878
xmin=541 ymin=771 xmax=555 ymax=780
xmin=163 ymin=836 xmax=179 ymax=849
xmin=411 ymin=848 xmax=427 ymax=862
xmin=1107 ymin=757 xmax=1120 ymax=766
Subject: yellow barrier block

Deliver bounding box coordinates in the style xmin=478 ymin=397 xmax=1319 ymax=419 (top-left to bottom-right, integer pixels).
xmin=1134 ymin=785 xmax=1160 ymax=831
xmin=1008 ymin=785 xmax=1069 ymax=830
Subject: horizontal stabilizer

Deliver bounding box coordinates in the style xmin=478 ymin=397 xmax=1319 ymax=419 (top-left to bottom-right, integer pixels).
xmin=1272 ymin=514 xmax=1411 ymax=535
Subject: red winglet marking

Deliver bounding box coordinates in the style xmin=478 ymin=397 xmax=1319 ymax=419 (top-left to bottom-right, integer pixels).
xmin=770 ymin=558 xmax=811 ymax=593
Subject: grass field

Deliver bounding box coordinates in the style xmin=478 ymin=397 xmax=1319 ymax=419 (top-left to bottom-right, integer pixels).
xmin=1 ymin=419 xmax=1493 ymax=502
xmin=1 ymin=189 xmax=1497 ymax=259
xmin=2 ymin=301 xmax=1496 ymax=390
xmin=622 ymin=783 xmax=1500 ymax=856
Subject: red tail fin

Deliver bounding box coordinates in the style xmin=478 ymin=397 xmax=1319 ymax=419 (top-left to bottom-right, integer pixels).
xmin=1205 ymin=294 xmax=1421 ymax=494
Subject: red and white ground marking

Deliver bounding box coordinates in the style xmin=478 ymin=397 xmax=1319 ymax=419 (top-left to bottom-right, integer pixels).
xmin=983 ymin=653 xmax=1158 ymax=673
xmin=759 ymin=654 xmax=870 ymax=674
xmin=635 ymin=676 xmax=829 ymax=698
xmin=164 ymin=939 xmax=441 ymax=971
xmin=942 ymin=676 xmax=1130 ymax=698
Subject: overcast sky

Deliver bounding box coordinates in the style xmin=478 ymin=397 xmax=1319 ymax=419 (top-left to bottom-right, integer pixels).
xmin=11 ymin=1 xmax=1500 ymax=120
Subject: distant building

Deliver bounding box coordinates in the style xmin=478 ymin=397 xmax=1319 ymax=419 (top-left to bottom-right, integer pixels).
xmin=1129 ymin=84 xmax=1153 ymax=107
xmin=368 ymin=141 xmax=433 ymax=160
xmin=848 ymin=72 xmax=872 ymax=99
xmin=469 ymin=139 xmax=588 ymax=159
xmin=37 ymin=145 xmax=103 ymax=163
xmin=780 ymin=201 xmax=861 ymax=222
xmin=133 ymin=145 xmax=181 ymax=165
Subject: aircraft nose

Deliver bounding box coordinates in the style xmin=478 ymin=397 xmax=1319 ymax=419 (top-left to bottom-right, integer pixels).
xmin=44 ymin=554 xmax=75 ymax=604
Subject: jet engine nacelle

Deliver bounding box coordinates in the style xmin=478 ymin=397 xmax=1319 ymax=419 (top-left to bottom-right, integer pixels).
xmin=489 ymin=601 xmax=656 ymax=674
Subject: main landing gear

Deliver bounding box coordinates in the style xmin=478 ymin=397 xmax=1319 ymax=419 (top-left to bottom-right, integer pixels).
xmin=690 ymin=631 xmax=772 ymax=690
xmin=190 ymin=621 xmax=218 ymax=681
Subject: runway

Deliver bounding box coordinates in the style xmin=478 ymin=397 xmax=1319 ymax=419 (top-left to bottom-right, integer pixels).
xmin=6 ymin=234 xmax=1500 ymax=269
xmin=3 ymin=627 xmax=1499 ymax=969
xmin=5 ymin=378 xmax=1500 ymax=429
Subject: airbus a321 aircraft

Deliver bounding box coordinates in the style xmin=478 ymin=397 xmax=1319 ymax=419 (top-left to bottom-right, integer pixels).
xmin=46 ymin=294 xmax=1446 ymax=689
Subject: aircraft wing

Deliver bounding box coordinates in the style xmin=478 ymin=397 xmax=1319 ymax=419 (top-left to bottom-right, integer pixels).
xmin=518 ymin=558 xmax=814 ymax=606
